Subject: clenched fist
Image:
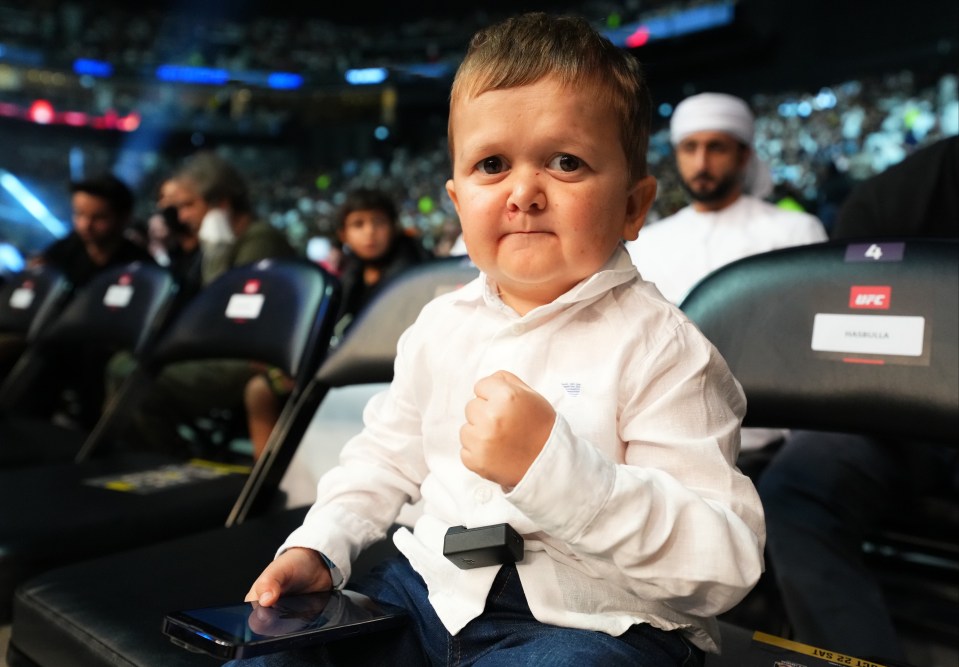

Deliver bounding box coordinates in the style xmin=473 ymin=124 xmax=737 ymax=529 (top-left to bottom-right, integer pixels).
xmin=460 ymin=370 xmax=556 ymax=488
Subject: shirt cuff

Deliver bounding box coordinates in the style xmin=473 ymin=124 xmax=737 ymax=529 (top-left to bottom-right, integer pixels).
xmin=320 ymin=552 xmax=345 ymax=588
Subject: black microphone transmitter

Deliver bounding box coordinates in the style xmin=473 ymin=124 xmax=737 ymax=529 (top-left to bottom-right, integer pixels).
xmin=443 ymin=523 xmax=524 ymax=570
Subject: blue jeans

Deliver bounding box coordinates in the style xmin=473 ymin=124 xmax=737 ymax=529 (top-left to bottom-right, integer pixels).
xmin=223 ymin=557 xmax=703 ymax=666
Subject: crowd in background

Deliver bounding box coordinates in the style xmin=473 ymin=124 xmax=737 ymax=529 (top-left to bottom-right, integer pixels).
xmin=0 ymin=0 xmax=956 ymax=266
xmin=1 ymin=66 xmax=956 ymax=269
xmin=188 ymin=69 xmax=959 ymax=256
xmin=0 ymin=0 xmax=679 ymax=81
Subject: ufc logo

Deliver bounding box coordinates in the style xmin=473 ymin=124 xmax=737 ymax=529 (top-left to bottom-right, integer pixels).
xmin=849 ymin=286 xmax=891 ymax=309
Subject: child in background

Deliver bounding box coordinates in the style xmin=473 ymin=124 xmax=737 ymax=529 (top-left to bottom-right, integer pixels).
xmin=330 ymin=188 xmax=431 ymax=343
xmin=231 ymin=13 xmax=764 ymax=666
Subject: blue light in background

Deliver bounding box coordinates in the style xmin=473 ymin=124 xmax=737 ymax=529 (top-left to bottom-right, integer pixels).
xmin=345 ymin=68 xmax=388 ymax=85
xmin=401 ymin=63 xmax=452 ymax=79
xmin=267 ymin=72 xmax=303 ymax=90
xmin=0 ymin=243 xmax=24 ymax=272
xmin=73 ymin=58 xmax=113 ymax=77
xmin=155 ymin=65 xmax=230 ymax=85
xmin=0 ymin=170 xmax=69 ymax=238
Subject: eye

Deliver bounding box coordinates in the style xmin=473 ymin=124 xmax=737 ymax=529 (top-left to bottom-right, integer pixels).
xmin=549 ymin=154 xmax=583 ymax=172
xmin=476 ymin=156 xmax=506 ymax=174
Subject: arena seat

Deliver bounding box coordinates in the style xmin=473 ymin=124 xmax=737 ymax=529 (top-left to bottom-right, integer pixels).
xmin=0 ymin=257 xmax=340 ymax=624
xmin=0 ymin=261 xmax=177 ymax=468
xmin=679 ymin=238 xmax=959 ymax=661
xmin=6 ymin=256 xmax=478 ymax=667
xmin=0 ymin=263 xmax=71 ymax=382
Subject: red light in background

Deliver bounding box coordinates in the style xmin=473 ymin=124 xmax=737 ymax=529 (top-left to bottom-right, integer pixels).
xmin=101 ymin=109 xmax=118 ymax=130
xmin=28 ymin=99 xmax=55 ymax=124
xmin=625 ymin=26 xmax=651 ymax=48
xmin=117 ymin=112 xmax=141 ymax=132
xmin=13 ymin=100 xmax=140 ymax=132
xmin=61 ymin=111 xmax=89 ymax=126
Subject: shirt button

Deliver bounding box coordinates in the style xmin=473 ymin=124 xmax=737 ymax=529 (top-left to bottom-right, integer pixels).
xmin=474 ymin=487 xmax=492 ymax=503
xmin=510 ymin=324 xmax=524 ymax=334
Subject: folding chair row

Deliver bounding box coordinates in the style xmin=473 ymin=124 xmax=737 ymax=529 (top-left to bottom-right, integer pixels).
xmin=0 ymin=256 xmax=341 ymax=623
xmin=6 ymin=256 xmax=479 ymax=667
xmin=0 ymin=260 xmax=177 ymax=467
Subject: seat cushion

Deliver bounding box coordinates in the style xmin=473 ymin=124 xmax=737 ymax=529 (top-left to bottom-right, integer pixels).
xmin=0 ymin=452 xmax=249 ymax=621
xmin=10 ymin=507 xmax=310 ymax=667
xmin=0 ymin=417 xmax=87 ymax=467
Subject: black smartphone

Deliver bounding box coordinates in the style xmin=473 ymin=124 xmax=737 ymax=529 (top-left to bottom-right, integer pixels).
xmin=162 ymin=590 xmax=408 ymax=660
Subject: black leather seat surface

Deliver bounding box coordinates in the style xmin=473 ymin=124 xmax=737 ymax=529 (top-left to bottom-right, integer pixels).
xmin=9 ymin=506 xmax=309 ymax=667
xmin=0 ymin=453 xmax=249 ymax=623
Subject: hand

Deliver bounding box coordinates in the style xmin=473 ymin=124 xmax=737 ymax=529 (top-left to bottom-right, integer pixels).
xmin=247 ymin=590 xmax=334 ymax=636
xmin=460 ymin=370 xmax=556 ymax=488
xmin=245 ymin=547 xmax=333 ymax=607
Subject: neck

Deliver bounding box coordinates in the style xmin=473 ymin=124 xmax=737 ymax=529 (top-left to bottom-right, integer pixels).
xmin=231 ymin=213 xmax=251 ymax=238
xmin=495 ymin=281 xmax=574 ymax=317
xmin=85 ymin=237 xmax=120 ymax=266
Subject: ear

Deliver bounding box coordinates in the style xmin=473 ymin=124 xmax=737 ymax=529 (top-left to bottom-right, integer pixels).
xmin=623 ymin=176 xmax=657 ymax=242
xmin=445 ymin=178 xmax=460 ymax=217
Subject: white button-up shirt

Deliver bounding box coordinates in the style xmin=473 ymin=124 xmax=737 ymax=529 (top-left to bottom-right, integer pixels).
xmin=281 ymin=246 xmax=765 ymax=652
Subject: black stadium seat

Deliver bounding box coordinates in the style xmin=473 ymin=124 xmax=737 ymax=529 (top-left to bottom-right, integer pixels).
xmin=6 ymin=256 xmax=478 ymax=667
xmin=680 ymin=238 xmax=959 ymax=663
xmin=0 ymin=261 xmax=177 ymax=467
xmin=0 ymin=257 xmax=340 ymax=624
xmin=681 ymin=238 xmax=958 ymax=442
xmin=0 ymin=263 xmax=71 ymax=382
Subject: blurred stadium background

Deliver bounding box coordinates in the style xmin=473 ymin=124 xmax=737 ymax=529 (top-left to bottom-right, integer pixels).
xmin=1 ymin=0 xmax=956 ymax=270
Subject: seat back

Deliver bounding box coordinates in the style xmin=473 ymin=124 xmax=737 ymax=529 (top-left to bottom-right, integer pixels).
xmin=680 ymin=238 xmax=958 ymax=442
xmin=0 ymin=264 xmax=71 ymax=382
xmin=0 ymin=262 xmax=176 ymax=412
xmin=0 ymin=263 xmax=72 ymax=341
xmin=680 ymin=238 xmax=959 ymax=650
xmin=147 ymin=258 xmax=336 ymax=383
xmin=41 ymin=261 xmax=177 ymax=353
xmin=75 ymin=257 xmax=340 ymax=463
xmin=227 ymin=256 xmax=479 ymax=525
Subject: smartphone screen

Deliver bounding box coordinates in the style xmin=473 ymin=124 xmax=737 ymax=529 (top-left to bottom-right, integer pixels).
xmin=163 ymin=590 xmax=408 ymax=659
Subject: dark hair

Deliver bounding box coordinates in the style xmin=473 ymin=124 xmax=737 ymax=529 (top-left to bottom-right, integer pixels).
xmin=174 ymin=150 xmax=252 ymax=215
xmin=70 ymin=173 xmax=134 ymax=221
xmin=449 ymin=12 xmax=652 ymax=181
xmin=336 ymin=188 xmax=398 ymax=230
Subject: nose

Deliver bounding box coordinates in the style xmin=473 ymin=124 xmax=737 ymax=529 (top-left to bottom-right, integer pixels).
xmin=506 ymin=169 xmax=546 ymax=212
xmin=690 ymin=145 xmax=710 ymax=171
